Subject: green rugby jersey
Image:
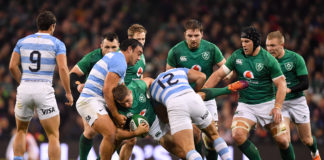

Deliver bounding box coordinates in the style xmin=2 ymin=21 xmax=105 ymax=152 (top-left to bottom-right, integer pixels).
xmin=118 ymin=79 xmax=155 ymax=126
xmin=124 ymin=54 xmax=146 ymax=85
xmin=167 ymin=39 xmax=224 ymax=88
xmin=276 ymin=49 xmax=308 ymax=100
xmin=225 ymin=48 xmax=283 ymax=104
xmin=77 ymin=48 xmax=103 ymax=78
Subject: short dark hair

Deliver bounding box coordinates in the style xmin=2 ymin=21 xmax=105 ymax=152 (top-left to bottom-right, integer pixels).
xmin=184 ymin=19 xmax=203 ymax=32
xmin=119 ymin=39 xmax=143 ymax=51
xmin=103 ymin=32 xmax=119 ymax=42
xmin=36 ymin=11 xmax=56 ymax=30
xmin=112 ymin=84 xmax=129 ymax=102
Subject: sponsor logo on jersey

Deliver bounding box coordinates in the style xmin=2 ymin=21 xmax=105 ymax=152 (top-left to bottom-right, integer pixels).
xmin=41 ymin=107 xmax=55 ymax=115
xmin=236 ymin=59 xmax=243 ymax=65
xmin=139 ymin=93 xmax=146 ymax=103
xmin=284 ymin=62 xmax=293 ymax=71
xmin=155 ymin=131 xmax=162 ymax=138
xmin=137 ymin=67 xmax=143 ymax=77
xmin=191 ymin=65 xmax=201 ymax=71
xmin=140 ymin=109 xmax=147 ymax=116
xmin=255 ymin=63 xmax=264 ymax=72
xmin=243 ymin=71 xmax=254 ymax=79
xmin=202 ymin=52 xmax=210 ymax=60
xmin=180 ymin=56 xmax=187 ymax=62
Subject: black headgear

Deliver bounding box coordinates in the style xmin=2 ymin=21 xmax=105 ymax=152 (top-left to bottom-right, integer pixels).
xmin=241 ymin=26 xmax=261 ymax=51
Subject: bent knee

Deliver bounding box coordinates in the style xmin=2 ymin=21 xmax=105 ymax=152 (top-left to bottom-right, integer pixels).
xmin=84 ymin=127 xmax=98 ymax=139
xmin=232 ymin=129 xmax=248 ymax=145
xmin=274 ymin=136 xmax=290 ymax=149
xmin=301 ymin=136 xmax=313 ymax=146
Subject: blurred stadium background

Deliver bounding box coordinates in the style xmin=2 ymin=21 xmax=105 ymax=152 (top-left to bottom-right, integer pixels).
xmin=0 ymin=0 xmax=323 ymax=159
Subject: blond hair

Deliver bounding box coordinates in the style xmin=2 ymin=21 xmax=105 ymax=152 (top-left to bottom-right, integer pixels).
xmin=267 ymin=31 xmax=285 ymax=44
xmin=127 ymin=24 xmax=147 ymax=37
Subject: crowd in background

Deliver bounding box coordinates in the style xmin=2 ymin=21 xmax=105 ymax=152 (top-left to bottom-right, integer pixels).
xmin=0 ymin=0 xmax=323 ymax=146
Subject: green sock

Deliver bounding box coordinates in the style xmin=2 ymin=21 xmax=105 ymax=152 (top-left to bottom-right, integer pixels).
xmin=195 ymin=139 xmax=204 ymax=157
xmin=279 ymin=143 xmax=295 ymax=160
xmin=200 ymin=87 xmax=231 ymax=101
xmin=238 ymin=140 xmax=262 ymax=160
xmin=205 ymin=148 xmax=218 ymax=160
xmin=308 ymin=136 xmax=318 ymax=153
xmin=79 ymin=134 xmax=93 ymax=160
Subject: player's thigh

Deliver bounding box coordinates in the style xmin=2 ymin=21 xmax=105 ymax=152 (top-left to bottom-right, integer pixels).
xmin=40 ymin=115 xmax=60 ymax=137
xmin=204 ymin=99 xmax=218 ymax=121
xmin=172 ymin=129 xmax=195 ymax=157
xmin=14 ymin=84 xmax=35 ymax=122
xmin=34 ymin=85 xmax=60 ymax=120
xmin=76 ymin=97 xmax=108 ymax=127
xmin=92 ymin=114 xmax=116 ymax=138
xmin=188 ymin=93 xmax=213 ymax=130
xmin=159 ymin=131 xmax=186 ymax=159
xmin=82 ymin=118 xmax=98 ymax=139
xmin=284 ymin=117 xmax=291 ymax=141
xmin=231 ymin=117 xmax=255 ymax=137
xmin=149 ymin=116 xmax=170 ymax=141
xmin=165 ymin=96 xmax=192 ymax=135
xmin=296 ymin=123 xmax=312 ymax=143
xmin=286 ymin=97 xmax=310 ymax=124
xmin=265 ymin=121 xmax=289 ymax=144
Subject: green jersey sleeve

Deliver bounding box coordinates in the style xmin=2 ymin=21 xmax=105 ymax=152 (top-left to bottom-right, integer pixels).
xmin=295 ymin=54 xmax=308 ymax=76
xmin=77 ymin=49 xmax=102 ymax=76
xmin=268 ymin=55 xmax=283 ymax=79
xmin=224 ymin=51 xmax=237 ymax=71
xmin=212 ymin=45 xmax=224 ymax=64
xmin=167 ymin=47 xmax=177 ymax=67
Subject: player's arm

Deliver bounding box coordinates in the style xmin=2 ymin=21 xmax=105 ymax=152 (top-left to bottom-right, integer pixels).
xmin=115 ymin=123 xmax=149 ymax=141
xmin=287 ymin=55 xmax=309 ymax=93
xmin=287 ymin=75 xmax=308 ymax=93
xmin=142 ymin=77 xmax=154 ymax=88
xmin=187 ymin=69 xmax=206 ymax=91
xmin=56 ymin=54 xmax=73 ymax=106
xmin=103 ymin=72 xmax=126 ymax=127
xmin=271 ymin=76 xmax=286 ymax=123
xmin=203 ymin=65 xmax=229 ymax=88
xmin=70 ymin=65 xmax=86 ymax=99
xmin=9 ymin=51 xmax=21 ymax=84
xmin=166 ymin=48 xmax=176 ymax=70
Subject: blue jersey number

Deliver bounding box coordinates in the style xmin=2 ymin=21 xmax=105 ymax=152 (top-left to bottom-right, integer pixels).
xmin=157 ymin=73 xmax=178 ymax=89
xmin=29 ymin=51 xmax=41 ymax=72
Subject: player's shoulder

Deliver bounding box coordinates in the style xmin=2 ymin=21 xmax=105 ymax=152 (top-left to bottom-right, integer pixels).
xmin=285 ymin=49 xmax=302 ymax=59
xmin=201 ymin=39 xmax=217 ymax=47
xmin=170 ymin=41 xmax=187 ymax=51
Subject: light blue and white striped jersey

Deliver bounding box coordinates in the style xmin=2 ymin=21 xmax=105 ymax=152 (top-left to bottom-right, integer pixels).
xmin=13 ymin=33 xmax=66 ymax=83
xmin=150 ymin=68 xmax=193 ymax=104
xmin=80 ymin=51 xmax=127 ymax=99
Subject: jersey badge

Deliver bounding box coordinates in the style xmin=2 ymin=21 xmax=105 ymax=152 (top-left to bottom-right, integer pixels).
xmin=139 ymin=93 xmax=146 ymax=103
xmin=255 ymin=63 xmax=264 ymax=72
xmin=137 ymin=67 xmax=143 ymax=77
xmin=243 ymin=71 xmax=254 ymax=79
xmin=202 ymin=52 xmax=210 ymax=60
xmin=180 ymin=56 xmax=187 ymax=62
xmin=191 ymin=65 xmax=202 ymax=71
xmin=140 ymin=109 xmax=147 ymax=116
xmin=127 ymin=112 xmax=133 ymax=118
xmin=236 ymin=59 xmax=243 ymax=65
xmin=284 ymin=62 xmax=293 ymax=71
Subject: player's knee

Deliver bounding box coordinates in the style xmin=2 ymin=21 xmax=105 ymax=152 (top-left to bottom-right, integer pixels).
xmin=275 ymin=136 xmax=289 ymax=149
xmin=300 ymin=136 xmax=313 ymax=146
xmin=232 ymin=129 xmax=247 ymax=145
xmin=84 ymin=127 xmax=97 ymax=139
xmin=127 ymin=138 xmax=137 ymax=146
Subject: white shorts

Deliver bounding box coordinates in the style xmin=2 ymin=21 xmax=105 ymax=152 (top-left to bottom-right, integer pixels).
xmin=204 ymin=99 xmax=218 ymax=121
xmin=166 ymin=91 xmax=213 ymax=135
xmin=15 ymin=82 xmax=59 ymax=121
xmin=234 ymin=100 xmax=277 ymax=127
xmin=282 ymin=96 xmax=310 ymax=124
xmin=149 ymin=116 xmax=170 ymax=141
xmin=76 ymin=97 xmax=108 ymax=126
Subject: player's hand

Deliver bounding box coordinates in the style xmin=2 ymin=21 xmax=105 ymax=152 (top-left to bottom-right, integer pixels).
xmin=286 ymin=88 xmax=291 ymax=94
xmin=134 ymin=122 xmax=149 ymax=136
xmin=270 ymin=107 xmax=282 ymax=124
xmin=65 ymin=93 xmax=73 ymax=106
xmin=77 ymin=84 xmax=85 ymax=93
xmin=114 ymin=114 xmax=127 ymax=128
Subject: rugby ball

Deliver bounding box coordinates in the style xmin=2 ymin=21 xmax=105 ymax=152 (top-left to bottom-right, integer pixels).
xmin=129 ymin=114 xmax=149 ymax=137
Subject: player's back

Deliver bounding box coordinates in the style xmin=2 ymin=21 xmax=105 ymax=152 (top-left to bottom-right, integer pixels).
xmin=15 ymin=33 xmax=66 ymax=83
xmin=150 ymin=68 xmax=193 ymax=104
